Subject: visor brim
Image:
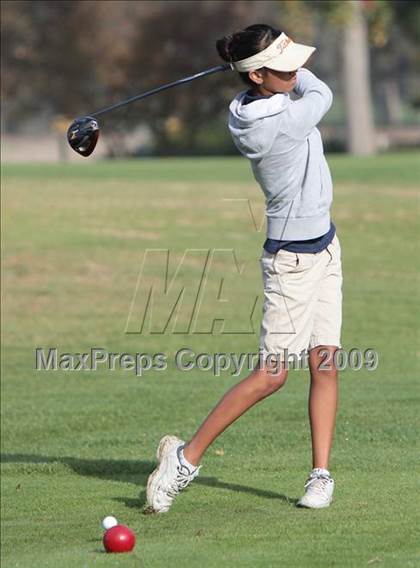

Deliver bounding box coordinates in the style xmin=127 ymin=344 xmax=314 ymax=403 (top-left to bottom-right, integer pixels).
xmin=264 ymin=44 xmax=316 ymax=72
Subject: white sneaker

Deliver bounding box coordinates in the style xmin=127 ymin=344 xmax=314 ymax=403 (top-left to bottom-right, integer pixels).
xmin=297 ymin=468 xmax=335 ymax=509
xmin=145 ymin=435 xmax=200 ymax=513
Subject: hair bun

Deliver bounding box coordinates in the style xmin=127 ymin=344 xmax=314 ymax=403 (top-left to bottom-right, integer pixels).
xmin=216 ymin=34 xmax=234 ymax=62
xmin=215 ymin=25 xmax=281 ymax=83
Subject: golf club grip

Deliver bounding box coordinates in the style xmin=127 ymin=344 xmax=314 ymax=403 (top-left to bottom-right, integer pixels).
xmin=92 ymin=64 xmax=232 ymax=118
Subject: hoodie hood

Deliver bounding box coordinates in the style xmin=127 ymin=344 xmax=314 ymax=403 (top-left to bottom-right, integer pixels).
xmin=228 ymin=91 xmax=289 ymax=159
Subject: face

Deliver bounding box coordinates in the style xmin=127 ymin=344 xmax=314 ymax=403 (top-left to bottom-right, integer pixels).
xmin=249 ymin=68 xmax=297 ymax=95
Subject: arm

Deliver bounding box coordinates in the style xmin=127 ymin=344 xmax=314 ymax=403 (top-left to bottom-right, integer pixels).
xmin=282 ymin=68 xmax=333 ymax=139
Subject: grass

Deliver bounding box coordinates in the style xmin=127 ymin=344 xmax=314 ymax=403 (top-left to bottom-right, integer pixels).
xmin=1 ymin=152 xmax=420 ymax=567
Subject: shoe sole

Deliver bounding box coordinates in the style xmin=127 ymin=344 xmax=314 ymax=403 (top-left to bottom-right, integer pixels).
xmin=296 ymin=498 xmax=333 ymax=509
xmin=145 ymin=467 xmax=165 ymax=513
xmin=145 ymin=435 xmax=183 ymax=514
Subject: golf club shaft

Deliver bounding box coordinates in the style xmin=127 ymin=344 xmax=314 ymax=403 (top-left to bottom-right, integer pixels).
xmin=92 ymin=64 xmax=231 ymax=118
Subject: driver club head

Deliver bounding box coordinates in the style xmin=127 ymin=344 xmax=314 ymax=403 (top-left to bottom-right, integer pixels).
xmin=67 ymin=116 xmax=100 ymax=157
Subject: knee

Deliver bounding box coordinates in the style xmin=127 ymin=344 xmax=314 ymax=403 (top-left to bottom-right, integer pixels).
xmin=255 ymin=368 xmax=288 ymax=397
xmin=310 ymin=346 xmax=339 ymax=381
xmin=311 ymin=366 xmax=338 ymax=383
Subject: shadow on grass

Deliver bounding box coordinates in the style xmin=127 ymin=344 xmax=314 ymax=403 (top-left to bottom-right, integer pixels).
xmin=1 ymin=453 xmax=298 ymax=507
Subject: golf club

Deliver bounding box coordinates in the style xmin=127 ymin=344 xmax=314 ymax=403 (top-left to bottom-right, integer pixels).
xmin=67 ymin=63 xmax=231 ymax=157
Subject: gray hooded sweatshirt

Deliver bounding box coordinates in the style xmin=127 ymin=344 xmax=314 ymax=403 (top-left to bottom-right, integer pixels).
xmin=228 ymin=68 xmax=333 ymax=241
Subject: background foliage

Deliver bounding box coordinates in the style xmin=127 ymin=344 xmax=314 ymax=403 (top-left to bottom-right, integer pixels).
xmin=2 ymin=0 xmax=420 ymax=155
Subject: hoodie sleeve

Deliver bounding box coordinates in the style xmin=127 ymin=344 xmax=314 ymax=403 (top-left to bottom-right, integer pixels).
xmin=281 ymin=68 xmax=333 ymax=140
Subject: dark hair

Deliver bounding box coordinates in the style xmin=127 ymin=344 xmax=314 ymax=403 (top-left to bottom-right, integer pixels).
xmin=216 ymin=24 xmax=282 ymax=86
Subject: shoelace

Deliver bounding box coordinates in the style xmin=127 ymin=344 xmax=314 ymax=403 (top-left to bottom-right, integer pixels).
xmin=166 ymin=466 xmax=197 ymax=498
xmin=304 ymin=474 xmax=331 ymax=495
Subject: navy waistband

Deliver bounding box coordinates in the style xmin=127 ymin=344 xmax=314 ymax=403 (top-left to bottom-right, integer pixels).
xmin=263 ymin=222 xmax=336 ymax=254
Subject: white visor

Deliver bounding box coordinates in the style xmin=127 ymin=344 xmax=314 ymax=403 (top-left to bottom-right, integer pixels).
xmin=232 ymin=33 xmax=316 ymax=73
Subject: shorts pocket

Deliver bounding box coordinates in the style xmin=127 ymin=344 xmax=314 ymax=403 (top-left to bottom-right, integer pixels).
xmin=273 ymin=250 xmax=299 ymax=274
xmin=329 ymin=235 xmax=341 ymax=258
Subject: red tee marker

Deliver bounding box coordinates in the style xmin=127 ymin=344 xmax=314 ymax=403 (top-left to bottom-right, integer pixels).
xmin=103 ymin=524 xmax=136 ymax=553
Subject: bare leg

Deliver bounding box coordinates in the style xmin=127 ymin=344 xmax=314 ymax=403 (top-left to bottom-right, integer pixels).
xmin=308 ymin=345 xmax=339 ymax=470
xmin=183 ymin=364 xmax=288 ymax=466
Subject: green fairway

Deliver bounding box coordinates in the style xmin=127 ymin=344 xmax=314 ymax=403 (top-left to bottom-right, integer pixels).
xmin=1 ymin=153 xmax=420 ymax=567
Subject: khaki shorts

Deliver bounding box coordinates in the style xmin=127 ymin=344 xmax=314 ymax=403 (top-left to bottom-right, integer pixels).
xmin=259 ymin=234 xmax=343 ymax=362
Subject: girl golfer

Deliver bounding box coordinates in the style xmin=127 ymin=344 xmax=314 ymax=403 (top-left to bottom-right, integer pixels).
xmin=146 ymin=24 xmax=342 ymax=511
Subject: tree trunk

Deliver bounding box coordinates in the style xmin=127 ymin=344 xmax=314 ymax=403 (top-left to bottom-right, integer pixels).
xmin=343 ymin=0 xmax=377 ymax=155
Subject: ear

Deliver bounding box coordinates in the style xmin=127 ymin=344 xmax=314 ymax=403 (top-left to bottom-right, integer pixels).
xmin=248 ymin=69 xmax=265 ymax=85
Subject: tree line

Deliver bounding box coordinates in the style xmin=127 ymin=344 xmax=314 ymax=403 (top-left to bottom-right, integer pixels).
xmin=2 ymin=0 xmax=419 ymax=155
